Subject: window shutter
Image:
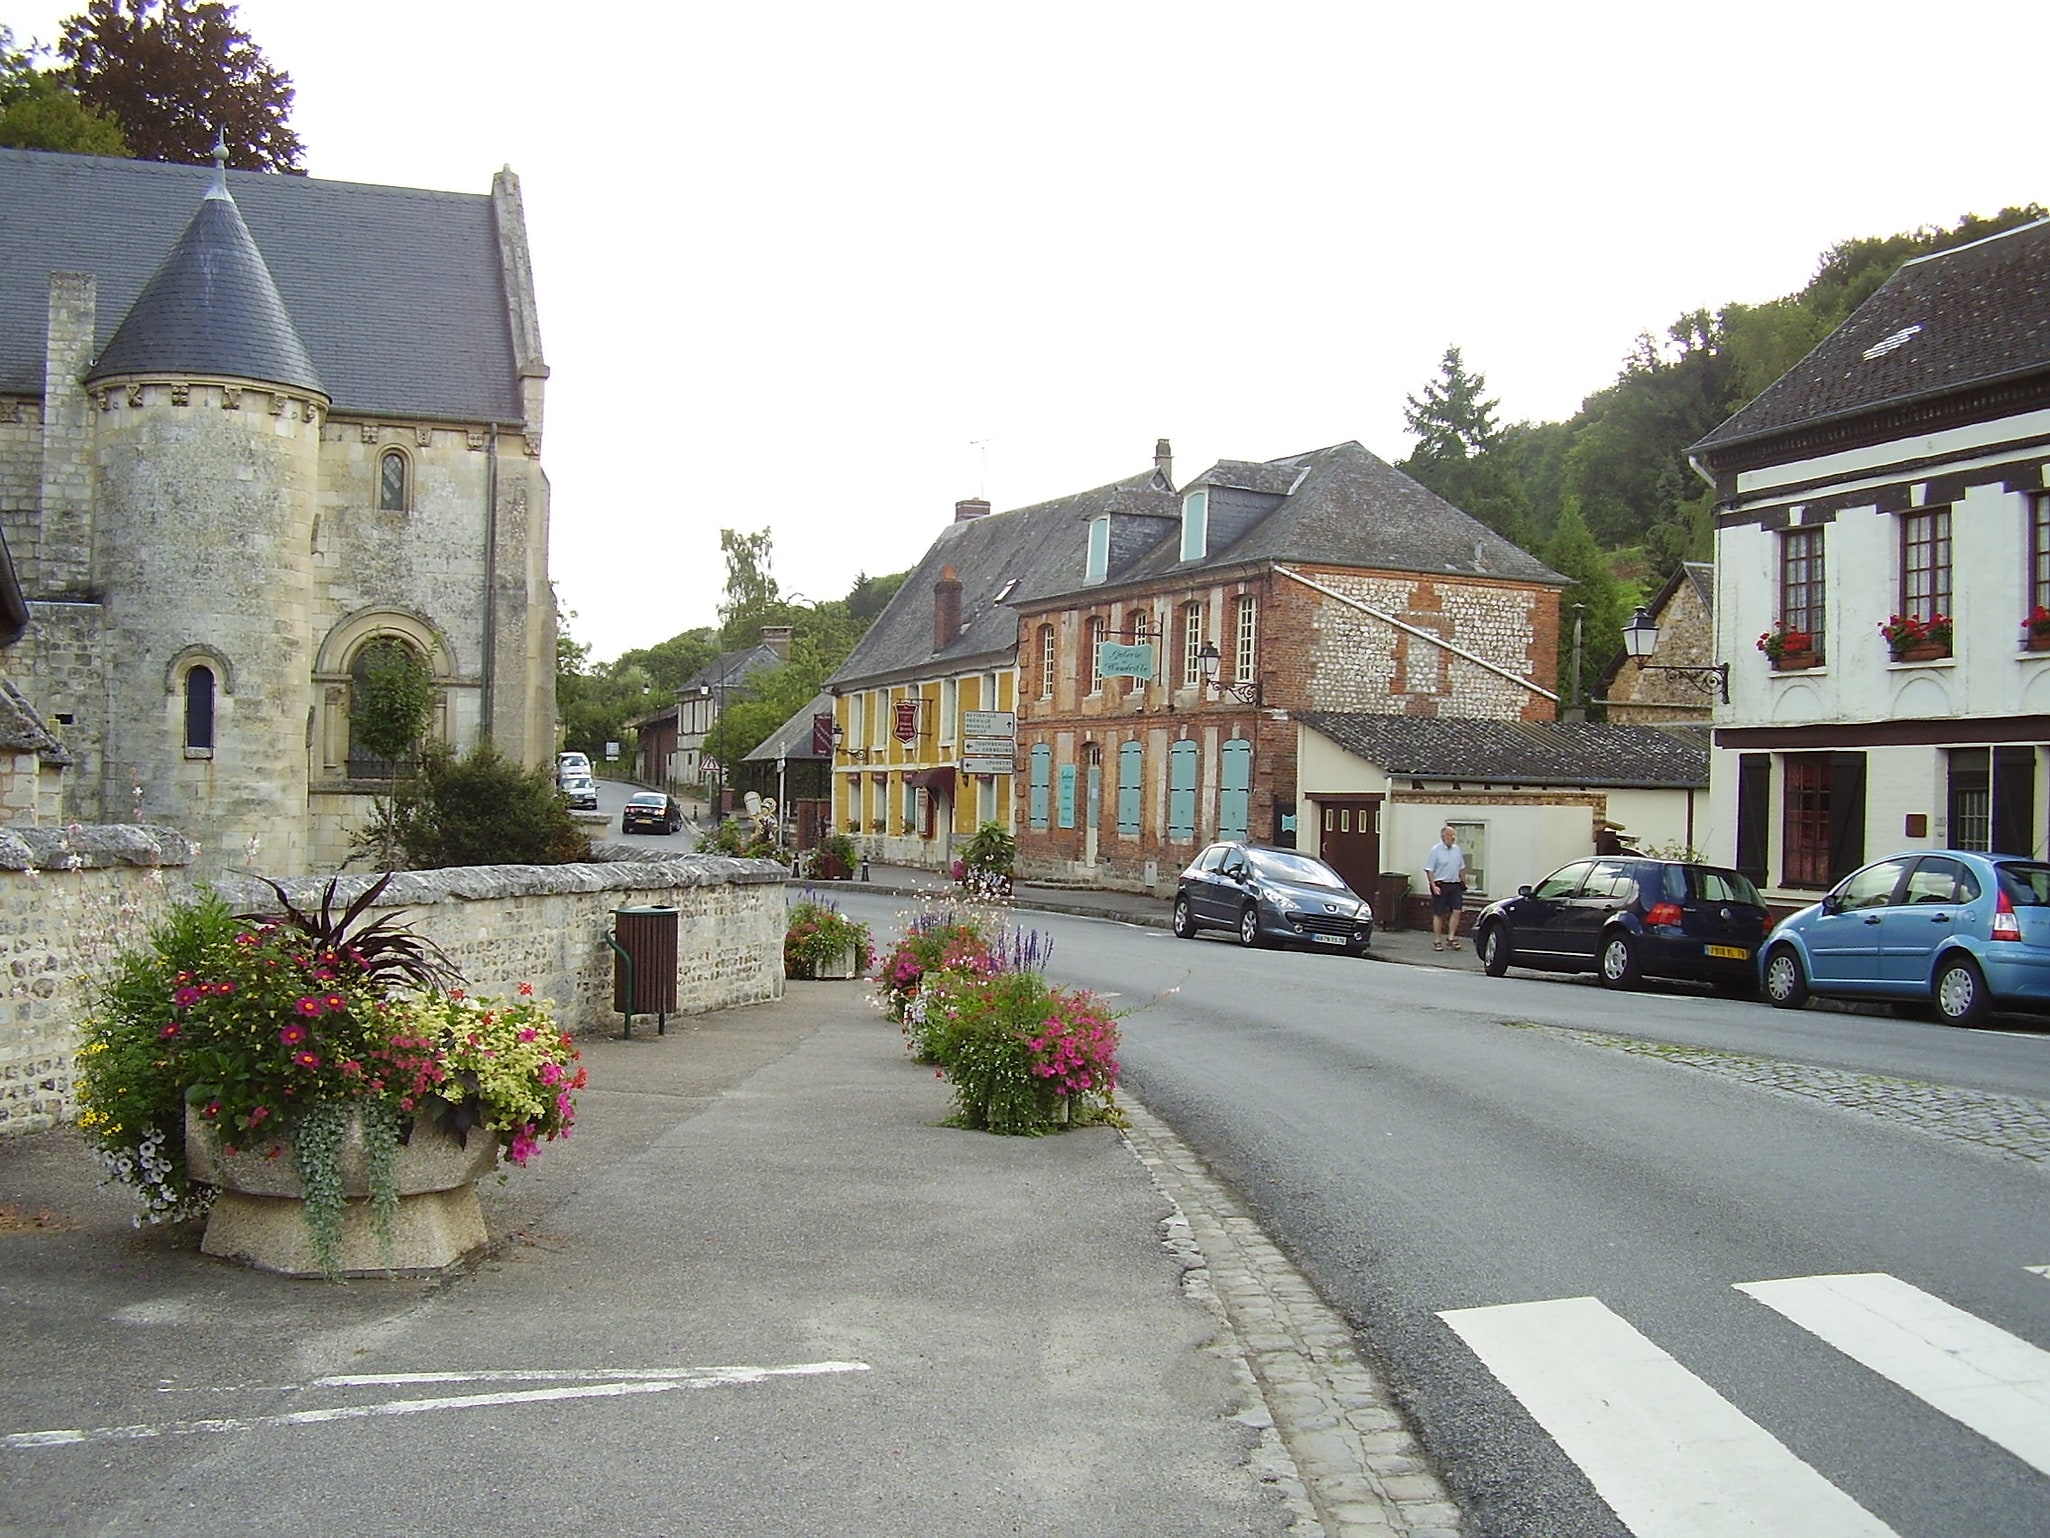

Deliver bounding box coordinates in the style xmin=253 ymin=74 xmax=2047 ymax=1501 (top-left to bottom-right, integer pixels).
xmin=1167 ymin=740 xmax=1198 ymax=841
xmin=1993 ymin=746 xmax=2035 ymax=856
xmin=1827 ymin=752 xmax=1867 ymax=882
xmin=1116 ymin=742 xmax=1142 ymax=836
xmin=1029 ymin=744 xmax=1051 ymax=831
xmin=1218 ymin=738 xmax=1252 ymax=840
xmin=1735 ymin=753 xmax=1769 ymax=886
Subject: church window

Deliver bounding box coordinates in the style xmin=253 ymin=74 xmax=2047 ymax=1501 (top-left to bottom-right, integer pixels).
xmin=183 ymin=666 xmax=215 ymax=754
xmin=378 ymin=448 xmax=410 ymax=512
xmin=348 ymin=637 xmax=434 ymax=777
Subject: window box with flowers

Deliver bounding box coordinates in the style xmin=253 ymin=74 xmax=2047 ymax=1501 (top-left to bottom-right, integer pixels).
xmin=2025 ymin=606 xmax=2050 ymax=653
xmin=1879 ymin=613 xmax=1952 ymax=662
xmin=1756 ymin=620 xmax=1819 ymax=671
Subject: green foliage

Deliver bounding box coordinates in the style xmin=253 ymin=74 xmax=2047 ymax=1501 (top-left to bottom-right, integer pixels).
xmin=1545 ymin=500 xmax=1630 ymax=707
xmin=348 ymin=639 xmax=436 ymax=766
xmin=960 ymin=822 xmax=1016 ymax=876
xmin=57 ymin=0 xmax=303 ymax=171
xmin=717 ymin=526 xmax=780 ymax=641
xmin=910 ymin=968 xmax=1123 ymax=1136
xmin=0 ymin=28 xmax=129 ymax=153
xmin=701 ymin=816 xmax=777 ymax=859
xmin=811 ymin=830 xmax=857 ymax=879
xmin=782 ymin=895 xmax=874 ymax=979
xmin=352 ymin=741 xmax=593 ymax=870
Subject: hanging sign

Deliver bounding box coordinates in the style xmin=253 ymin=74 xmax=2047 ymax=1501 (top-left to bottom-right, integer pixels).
xmin=1098 ymin=641 xmax=1155 ymax=679
xmin=893 ymin=700 xmax=920 ymax=743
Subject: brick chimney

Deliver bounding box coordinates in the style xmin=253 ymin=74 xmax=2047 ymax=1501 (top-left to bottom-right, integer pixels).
xmin=933 ymin=565 xmax=963 ymax=650
xmin=1154 ymin=438 xmax=1172 ymax=484
xmin=760 ymin=624 xmax=793 ymax=660
xmin=954 ymin=498 xmax=991 ymax=522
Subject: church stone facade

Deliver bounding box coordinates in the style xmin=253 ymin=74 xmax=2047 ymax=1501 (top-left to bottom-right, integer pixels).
xmin=0 ymin=146 xmax=557 ymax=872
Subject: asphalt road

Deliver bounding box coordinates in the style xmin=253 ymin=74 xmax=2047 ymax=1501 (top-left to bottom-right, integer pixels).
xmin=831 ymin=892 xmax=2050 ymax=1538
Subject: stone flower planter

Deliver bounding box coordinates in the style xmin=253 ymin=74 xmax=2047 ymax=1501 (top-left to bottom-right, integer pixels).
xmin=811 ymin=942 xmax=864 ymax=980
xmin=188 ymin=1110 xmax=499 ymax=1277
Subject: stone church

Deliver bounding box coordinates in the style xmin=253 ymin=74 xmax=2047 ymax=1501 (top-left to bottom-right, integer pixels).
xmin=0 ymin=145 xmax=557 ymax=872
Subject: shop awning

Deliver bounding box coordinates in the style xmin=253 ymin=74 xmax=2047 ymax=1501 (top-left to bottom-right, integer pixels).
xmin=907 ymin=766 xmax=955 ymax=794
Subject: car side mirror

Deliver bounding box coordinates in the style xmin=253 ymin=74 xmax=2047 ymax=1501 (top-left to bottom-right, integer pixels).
xmin=1819 ymin=893 xmax=1841 ymax=915
xmin=1517 ymin=884 xmax=1533 ymax=898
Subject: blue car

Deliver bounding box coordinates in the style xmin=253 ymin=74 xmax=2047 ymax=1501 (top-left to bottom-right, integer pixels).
xmin=1760 ymin=850 xmax=2050 ymax=1025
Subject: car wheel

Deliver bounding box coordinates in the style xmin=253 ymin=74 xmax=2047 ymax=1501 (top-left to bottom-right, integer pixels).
xmin=1172 ymin=897 xmax=1197 ymax=940
xmin=1763 ymin=946 xmax=1810 ymax=1009
xmin=1480 ymin=923 xmax=1511 ymax=977
xmin=1598 ymin=932 xmax=1641 ymax=989
xmin=1238 ymin=905 xmax=1261 ymax=948
xmin=1933 ymin=955 xmax=1989 ymax=1026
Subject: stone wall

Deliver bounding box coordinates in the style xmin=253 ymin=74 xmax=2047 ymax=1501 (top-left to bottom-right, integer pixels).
xmin=0 ymin=830 xmax=787 ymax=1140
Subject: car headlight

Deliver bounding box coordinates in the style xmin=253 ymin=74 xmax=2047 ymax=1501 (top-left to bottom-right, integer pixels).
xmin=1261 ymin=888 xmax=1303 ymax=913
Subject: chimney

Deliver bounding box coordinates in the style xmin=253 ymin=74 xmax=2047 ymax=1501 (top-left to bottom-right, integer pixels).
xmin=760 ymin=624 xmax=793 ymax=660
xmin=1154 ymin=438 xmax=1173 ymax=483
xmin=933 ymin=565 xmax=963 ymax=651
xmin=954 ymin=498 xmax=991 ymax=522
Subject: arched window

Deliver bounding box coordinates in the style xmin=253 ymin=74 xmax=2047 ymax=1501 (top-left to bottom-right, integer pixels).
xmin=183 ymin=665 xmax=215 ymax=752
xmin=348 ymin=637 xmax=434 ymax=777
xmin=377 ymin=448 xmax=410 ymax=512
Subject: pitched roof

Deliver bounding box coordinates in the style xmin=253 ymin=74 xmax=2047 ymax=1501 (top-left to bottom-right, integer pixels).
xmin=685 ymin=643 xmax=785 ymax=696
xmin=87 ymin=175 xmax=325 ymax=395
xmin=830 ymin=468 xmax=1175 ymax=688
xmin=0 ymin=146 xmax=527 ymax=423
xmin=1695 ymin=218 xmax=2050 ymax=455
xmin=1299 ymin=711 xmax=1707 ymax=789
xmin=742 ymin=692 xmax=835 ymax=763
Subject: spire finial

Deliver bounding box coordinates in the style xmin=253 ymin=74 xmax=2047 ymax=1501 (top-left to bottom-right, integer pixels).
xmin=206 ymin=131 xmax=229 ymax=199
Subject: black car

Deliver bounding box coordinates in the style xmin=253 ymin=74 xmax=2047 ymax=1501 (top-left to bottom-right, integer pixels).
xmin=1472 ymin=856 xmax=1768 ymax=994
xmin=1173 ymin=841 xmax=1374 ymax=955
xmin=621 ymin=791 xmax=682 ymax=835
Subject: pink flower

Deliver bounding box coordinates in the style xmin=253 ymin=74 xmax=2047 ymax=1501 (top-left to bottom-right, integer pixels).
xmin=215 ymin=980 xmax=236 ymax=996
xmin=539 ymin=1062 xmax=563 ymax=1087
xmin=292 ymin=1050 xmax=321 ymax=1070
xmin=172 ymin=986 xmax=201 ymax=1008
xmin=158 ymin=1022 xmax=180 ymax=1039
xmin=293 ymin=995 xmax=323 ymax=1017
xmin=508 ymin=1126 xmax=540 ymax=1166
xmin=517 ymin=981 xmax=534 ymax=996
xmin=322 ymin=993 xmax=346 ymax=1012
xmin=518 ymin=1027 xmax=538 ymax=1043
xmin=278 ymin=1023 xmax=307 ymax=1046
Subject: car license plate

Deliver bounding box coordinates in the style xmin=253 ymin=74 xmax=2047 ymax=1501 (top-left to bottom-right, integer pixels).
xmin=1707 ymin=944 xmax=1749 ymax=960
xmin=1312 ymin=933 xmax=1345 ymax=945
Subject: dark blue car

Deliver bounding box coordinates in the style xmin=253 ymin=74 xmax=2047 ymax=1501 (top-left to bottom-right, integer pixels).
xmin=1474 ymin=857 xmax=1768 ymax=994
xmin=1761 ymin=850 xmax=2050 ymax=1025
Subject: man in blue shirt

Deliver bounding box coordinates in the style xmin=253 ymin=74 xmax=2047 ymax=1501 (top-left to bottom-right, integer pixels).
xmin=1424 ymin=825 xmax=1467 ymax=952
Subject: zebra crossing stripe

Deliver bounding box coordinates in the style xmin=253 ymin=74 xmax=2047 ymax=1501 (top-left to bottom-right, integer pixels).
xmin=1439 ymin=1296 xmax=1898 ymax=1538
xmin=1737 ymin=1272 xmax=2050 ymax=1478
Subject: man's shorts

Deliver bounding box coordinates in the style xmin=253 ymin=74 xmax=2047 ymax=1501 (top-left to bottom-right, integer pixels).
xmin=1431 ymin=882 xmax=1465 ymax=916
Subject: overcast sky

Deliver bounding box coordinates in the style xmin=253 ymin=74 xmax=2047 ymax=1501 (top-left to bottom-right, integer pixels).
xmin=13 ymin=1 xmax=2047 ymax=662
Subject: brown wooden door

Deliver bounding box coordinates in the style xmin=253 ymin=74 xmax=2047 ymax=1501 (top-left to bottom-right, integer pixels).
xmin=1317 ymin=799 xmax=1381 ymax=897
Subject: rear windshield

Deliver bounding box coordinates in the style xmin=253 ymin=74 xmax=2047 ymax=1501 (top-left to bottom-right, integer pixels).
xmin=1250 ymin=850 xmax=1347 ymax=889
xmin=1686 ymin=866 xmax=1763 ymax=907
xmin=1996 ymin=863 xmax=2050 ymax=906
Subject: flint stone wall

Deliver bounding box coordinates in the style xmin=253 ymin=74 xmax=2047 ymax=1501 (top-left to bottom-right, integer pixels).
xmin=0 ymin=828 xmax=786 ymax=1139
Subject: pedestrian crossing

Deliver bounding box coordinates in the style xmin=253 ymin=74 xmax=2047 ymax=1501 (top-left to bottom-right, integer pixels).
xmin=1440 ymin=1270 xmax=2050 ymax=1538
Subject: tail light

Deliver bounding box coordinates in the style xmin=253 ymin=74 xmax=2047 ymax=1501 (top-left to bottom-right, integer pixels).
xmin=1991 ymin=889 xmax=2023 ymax=942
xmin=1645 ymin=901 xmax=1685 ymax=927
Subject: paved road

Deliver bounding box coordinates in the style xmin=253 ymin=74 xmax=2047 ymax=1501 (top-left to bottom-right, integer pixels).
xmin=827 ymin=891 xmax=2050 ymax=1538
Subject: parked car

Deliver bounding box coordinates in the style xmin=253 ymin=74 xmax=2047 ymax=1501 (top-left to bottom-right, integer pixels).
xmin=1760 ymin=850 xmax=2050 ymax=1025
xmin=560 ymin=775 xmax=599 ymax=811
xmin=1473 ymin=856 xmax=1768 ymax=994
xmin=1172 ymin=842 xmax=1374 ymax=955
xmin=557 ymin=751 xmax=591 ymax=780
xmin=621 ymin=791 xmax=683 ymax=835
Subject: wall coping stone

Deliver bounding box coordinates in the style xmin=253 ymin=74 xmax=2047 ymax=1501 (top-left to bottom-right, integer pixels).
xmin=0 ymin=823 xmax=197 ymax=871
xmin=209 ymin=854 xmax=789 ymax=911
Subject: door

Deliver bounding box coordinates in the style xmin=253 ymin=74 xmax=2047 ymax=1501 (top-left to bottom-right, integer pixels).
xmin=1510 ymin=861 xmax=1593 ymax=965
xmin=1083 ymin=758 xmax=1102 ymax=867
xmin=1565 ymin=858 xmax=1640 ymax=964
xmin=1874 ymin=855 xmax=1976 ymax=985
xmin=1805 ymin=856 xmax=1912 ymax=989
xmin=1317 ymin=800 xmax=1380 ymax=897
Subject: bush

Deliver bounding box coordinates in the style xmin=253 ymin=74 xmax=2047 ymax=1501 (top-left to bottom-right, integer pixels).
xmin=351 ymin=741 xmax=592 ymax=869
xmin=875 ymin=912 xmax=994 ymax=1024
xmin=811 ymin=831 xmax=858 ymax=880
xmin=702 ymin=817 xmax=778 ymax=859
xmin=783 ymin=894 xmax=874 ymax=979
xmin=922 ymin=970 xmax=1121 ymax=1136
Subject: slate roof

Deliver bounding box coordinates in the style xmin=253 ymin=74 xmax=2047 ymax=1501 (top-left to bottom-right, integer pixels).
xmin=1695 ymin=217 xmax=2050 ymax=454
xmin=829 ymin=469 xmax=1176 ymax=689
xmin=1299 ymin=711 xmax=1707 ymax=789
xmin=0 ymin=146 xmax=526 ymax=423
xmin=742 ymin=692 xmax=836 ymax=764
xmin=685 ymin=643 xmax=786 ymax=699
xmin=87 ymin=175 xmax=325 ymax=395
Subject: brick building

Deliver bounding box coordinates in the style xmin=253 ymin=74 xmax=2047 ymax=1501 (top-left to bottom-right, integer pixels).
xmin=1011 ymin=439 xmax=1566 ymax=891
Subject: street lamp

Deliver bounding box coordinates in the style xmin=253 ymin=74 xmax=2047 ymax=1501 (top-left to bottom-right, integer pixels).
xmin=1196 ymin=641 xmax=1260 ymax=704
xmin=1621 ymin=606 xmax=1730 ymax=703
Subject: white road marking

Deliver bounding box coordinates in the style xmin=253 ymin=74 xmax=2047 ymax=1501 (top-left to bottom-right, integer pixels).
xmin=6 ymin=1361 xmax=869 ymax=1450
xmin=1440 ymin=1295 xmax=1898 ymax=1538
xmin=1738 ymin=1272 xmax=2050 ymax=1477
xmin=2026 ymin=1265 xmax=2050 ymax=1282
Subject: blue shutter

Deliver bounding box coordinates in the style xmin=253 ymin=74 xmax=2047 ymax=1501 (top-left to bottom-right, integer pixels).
xmin=1167 ymin=740 xmax=1198 ymax=841
xmin=1116 ymin=741 xmax=1143 ymax=836
xmin=1029 ymin=744 xmax=1051 ymax=831
xmin=1219 ymin=737 xmax=1252 ymax=840
xmin=1057 ymin=763 xmax=1077 ymax=828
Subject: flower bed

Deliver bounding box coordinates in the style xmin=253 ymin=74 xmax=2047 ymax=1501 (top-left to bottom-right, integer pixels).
xmin=784 ymin=893 xmax=874 ymax=980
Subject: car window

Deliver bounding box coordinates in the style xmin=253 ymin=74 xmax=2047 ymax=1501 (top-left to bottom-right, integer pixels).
xmin=1531 ymin=861 xmax=1591 ymax=900
xmin=1835 ymin=857 xmax=1913 ymax=911
xmin=1904 ymin=857 xmax=1976 ymax=905
xmin=1250 ymin=850 xmax=1346 ymax=888
xmin=1690 ymin=867 xmax=1763 ymax=906
xmin=1581 ymin=859 xmax=1638 ymax=899
xmin=1196 ymin=845 xmax=1228 ymax=873
xmin=1220 ymin=849 xmax=1249 ymax=878
xmin=1995 ymin=862 xmax=2050 ymax=905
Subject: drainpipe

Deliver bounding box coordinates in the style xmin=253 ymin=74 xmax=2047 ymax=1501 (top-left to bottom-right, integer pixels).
xmin=481 ymin=422 xmax=498 ymax=739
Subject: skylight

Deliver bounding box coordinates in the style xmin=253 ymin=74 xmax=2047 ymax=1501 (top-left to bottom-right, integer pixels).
xmin=1862 ymin=324 xmax=1922 ymax=361
xmin=994 ymin=578 xmax=1018 ymax=602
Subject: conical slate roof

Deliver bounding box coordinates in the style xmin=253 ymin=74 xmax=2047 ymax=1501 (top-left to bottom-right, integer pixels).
xmin=86 ymin=174 xmax=326 ymax=396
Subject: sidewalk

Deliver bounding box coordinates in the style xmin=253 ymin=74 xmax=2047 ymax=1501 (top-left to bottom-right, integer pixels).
xmin=0 ymin=886 xmax=1468 ymax=1537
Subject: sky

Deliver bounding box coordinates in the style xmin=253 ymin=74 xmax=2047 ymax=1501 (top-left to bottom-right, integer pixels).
xmin=10 ymin=1 xmax=2047 ymax=663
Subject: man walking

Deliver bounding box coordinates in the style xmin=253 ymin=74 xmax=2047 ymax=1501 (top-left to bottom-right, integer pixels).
xmin=1425 ymin=825 xmax=1467 ymax=952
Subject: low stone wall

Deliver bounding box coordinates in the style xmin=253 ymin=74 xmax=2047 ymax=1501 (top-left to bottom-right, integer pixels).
xmin=0 ymin=828 xmax=787 ymax=1140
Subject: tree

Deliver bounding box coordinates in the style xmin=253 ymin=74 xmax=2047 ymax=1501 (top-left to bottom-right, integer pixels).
xmin=1543 ymin=499 xmax=1630 ymax=709
xmin=347 ymin=638 xmax=436 ymax=768
xmin=1403 ymin=345 xmax=1501 ymax=466
xmin=353 ymin=741 xmax=592 ymax=870
xmin=716 ymin=527 xmax=779 ymax=645
xmin=58 ymin=0 xmax=303 ymax=172
xmin=0 ymin=26 xmax=129 ymax=154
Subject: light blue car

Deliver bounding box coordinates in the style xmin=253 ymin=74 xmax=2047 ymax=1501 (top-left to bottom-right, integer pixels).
xmin=1760 ymin=850 xmax=2050 ymax=1025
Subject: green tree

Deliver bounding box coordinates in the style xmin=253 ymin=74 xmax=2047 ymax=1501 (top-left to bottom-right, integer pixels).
xmin=1403 ymin=345 xmax=1501 ymax=466
xmin=0 ymin=26 xmax=129 ymax=153
xmin=57 ymin=0 xmax=303 ymax=171
xmin=716 ymin=527 xmax=779 ymax=645
xmin=1544 ymin=499 xmax=1630 ymax=709
xmin=348 ymin=638 xmax=436 ymax=767
xmin=354 ymin=741 xmax=591 ymax=870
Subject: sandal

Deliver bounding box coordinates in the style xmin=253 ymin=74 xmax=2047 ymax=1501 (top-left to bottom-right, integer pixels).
xmin=1447 ymin=940 xmax=1463 ymax=950
xmin=1432 ymin=940 xmax=1445 ymax=951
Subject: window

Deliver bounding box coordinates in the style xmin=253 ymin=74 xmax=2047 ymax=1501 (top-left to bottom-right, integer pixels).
xmin=1233 ymin=593 xmax=1257 ymax=687
xmin=1039 ymin=624 xmax=1055 ymax=700
xmin=2032 ymin=493 xmax=2050 ymax=619
xmin=1904 ymin=856 xmax=1977 ymax=906
xmin=377 ymin=448 xmax=409 ymax=512
xmin=1783 ymin=755 xmax=1833 ymax=888
xmin=1125 ymin=609 xmax=1149 ymax=646
xmin=1780 ymin=526 xmax=1825 ymax=654
xmin=1180 ymin=490 xmax=1208 ymax=562
xmin=1900 ymin=506 xmax=1952 ymax=621
xmin=1085 ymin=516 xmax=1110 ymax=584
xmin=1532 ymin=861 xmax=1590 ymax=901
xmin=1448 ymin=820 xmax=1488 ymax=894
xmin=1837 ymin=856 xmax=1912 ymax=910
xmin=1084 ymin=616 xmax=1105 ymax=695
xmin=183 ymin=665 xmax=215 ymax=753
xmin=1180 ymin=601 xmax=1204 ymax=688
xmin=1949 ymin=748 xmax=1991 ymax=851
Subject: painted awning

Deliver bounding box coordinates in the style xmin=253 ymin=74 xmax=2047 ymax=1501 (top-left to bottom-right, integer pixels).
xmin=907 ymin=766 xmax=956 ymax=794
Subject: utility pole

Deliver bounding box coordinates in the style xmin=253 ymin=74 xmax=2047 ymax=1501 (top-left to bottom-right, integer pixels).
xmin=1567 ymin=603 xmax=1586 ymax=722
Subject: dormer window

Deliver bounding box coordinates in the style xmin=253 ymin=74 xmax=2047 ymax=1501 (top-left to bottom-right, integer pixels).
xmin=1085 ymin=516 xmax=1110 ymax=585
xmin=1180 ymin=490 xmax=1208 ymax=562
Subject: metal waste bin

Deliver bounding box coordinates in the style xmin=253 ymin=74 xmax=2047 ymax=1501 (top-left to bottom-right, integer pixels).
xmin=609 ymin=905 xmax=678 ymax=1036
xmin=1375 ymin=873 xmax=1412 ymax=932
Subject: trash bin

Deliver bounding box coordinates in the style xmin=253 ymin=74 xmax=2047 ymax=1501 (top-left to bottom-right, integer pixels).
xmin=609 ymin=905 xmax=678 ymax=1036
xmin=1375 ymin=873 xmax=1412 ymax=932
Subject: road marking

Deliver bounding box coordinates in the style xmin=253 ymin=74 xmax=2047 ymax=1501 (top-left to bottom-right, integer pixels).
xmin=6 ymin=1361 xmax=869 ymax=1450
xmin=2027 ymin=1265 xmax=2050 ymax=1282
xmin=1738 ymin=1272 xmax=2050 ymax=1477
xmin=1440 ymin=1295 xmax=1898 ymax=1537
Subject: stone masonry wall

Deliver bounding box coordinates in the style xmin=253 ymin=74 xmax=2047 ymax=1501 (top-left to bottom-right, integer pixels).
xmin=0 ymin=831 xmax=786 ymax=1140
